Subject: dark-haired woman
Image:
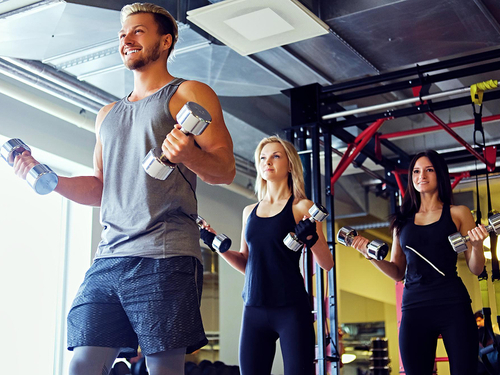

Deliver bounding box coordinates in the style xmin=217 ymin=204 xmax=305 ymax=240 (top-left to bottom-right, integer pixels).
xmin=350 ymin=150 xmax=487 ymax=375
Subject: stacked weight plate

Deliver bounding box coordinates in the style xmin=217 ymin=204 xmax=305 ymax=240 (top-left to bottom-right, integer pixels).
xmin=369 ymin=337 xmax=390 ymax=375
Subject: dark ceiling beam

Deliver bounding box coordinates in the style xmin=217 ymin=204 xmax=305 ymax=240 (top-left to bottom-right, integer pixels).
xmin=247 ymin=55 xmax=300 ymax=87
xmin=326 ymin=27 xmax=380 ymax=75
xmin=280 ymin=45 xmax=336 ymax=84
xmin=283 ymin=83 xmax=406 ymax=182
xmin=316 ymin=49 xmax=500 ymax=129
xmin=328 ymin=60 xmax=500 ymax=104
xmin=331 ymin=89 xmax=500 ymax=128
xmin=322 ymin=48 xmax=500 ymax=94
xmin=473 ymin=0 xmax=500 ymax=35
xmin=325 ymin=100 xmax=412 ymax=164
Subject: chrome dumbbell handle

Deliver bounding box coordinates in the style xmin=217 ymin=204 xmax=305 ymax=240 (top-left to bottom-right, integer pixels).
xmin=448 ymin=213 xmax=500 ymax=253
xmin=337 ymin=226 xmax=389 ymax=260
xmin=1 ymin=138 xmax=58 ymax=195
xmin=283 ymin=203 xmax=329 ymax=251
xmin=196 ymin=216 xmax=232 ymax=253
xmin=142 ymin=102 xmax=212 ymax=180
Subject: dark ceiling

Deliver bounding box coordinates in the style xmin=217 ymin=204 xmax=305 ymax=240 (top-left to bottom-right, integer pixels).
xmin=0 ymin=0 xmax=499 ymax=219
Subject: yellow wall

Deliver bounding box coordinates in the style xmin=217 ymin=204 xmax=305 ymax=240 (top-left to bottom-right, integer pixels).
xmin=336 ymin=225 xmax=400 ymax=373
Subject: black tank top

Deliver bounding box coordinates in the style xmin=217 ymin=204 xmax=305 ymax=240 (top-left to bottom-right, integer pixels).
xmin=399 ymin=204 xmax=471 ymax=309
xmin=242 ymin=195 xmax=308 ymax=306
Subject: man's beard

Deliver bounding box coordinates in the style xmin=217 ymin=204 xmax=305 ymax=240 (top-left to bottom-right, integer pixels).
xmin=124 ymin=41 xmax=161 ymax=71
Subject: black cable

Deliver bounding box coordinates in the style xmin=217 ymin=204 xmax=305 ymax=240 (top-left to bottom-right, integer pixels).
xmin=176 ymin=165 xmax=197 ymax=203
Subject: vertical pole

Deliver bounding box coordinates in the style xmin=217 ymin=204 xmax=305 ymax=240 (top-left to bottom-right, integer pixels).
xmin=295 ymin=127 xmax=314 ymax=299
xmin=323 ymin=125 xmax=340 ymax=375
xmin=311 ymin=124 xmax=326 ymax=375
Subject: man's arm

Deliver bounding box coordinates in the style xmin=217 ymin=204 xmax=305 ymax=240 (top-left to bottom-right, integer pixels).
xmin=52 ymin=136 xmax=103 ymax=207
xmin=53 ymin=103 xmax=115 ymax=206
xmin=164 ymin=80 xmax=235 ymax=185
xmin=13 ymin=103 xmax=113 ymax=206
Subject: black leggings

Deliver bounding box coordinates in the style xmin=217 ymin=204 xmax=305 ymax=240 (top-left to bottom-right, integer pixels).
xmin=399 ymin=303 xmax=478 ymax=375
xmin=239 ymin=303 xmax=315 ymax=375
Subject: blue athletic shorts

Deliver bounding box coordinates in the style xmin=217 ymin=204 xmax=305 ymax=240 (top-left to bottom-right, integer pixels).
xmin=67 ymin=256 xmax=207 ymax=357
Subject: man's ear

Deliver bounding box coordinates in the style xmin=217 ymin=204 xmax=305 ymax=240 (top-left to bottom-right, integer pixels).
xmin=162 ymin=34 xmax=173 ymax=52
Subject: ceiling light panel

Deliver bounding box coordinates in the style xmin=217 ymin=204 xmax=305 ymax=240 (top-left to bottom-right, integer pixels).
xmin=187 ymin=0 xmax=330 ymax=56
xmin=0 ymin=1 xmax=66 ymax=59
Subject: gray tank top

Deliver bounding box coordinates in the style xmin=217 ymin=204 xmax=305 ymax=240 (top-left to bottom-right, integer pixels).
xmin=96 ymin=78 xmax=201 ymax=261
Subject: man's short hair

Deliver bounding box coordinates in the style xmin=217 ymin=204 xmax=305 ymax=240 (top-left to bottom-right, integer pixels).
xmin=120 ymin=3 xmax=178 ymax=57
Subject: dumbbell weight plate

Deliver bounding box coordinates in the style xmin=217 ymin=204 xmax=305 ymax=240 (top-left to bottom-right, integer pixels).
xmin=448 ymin=232 xmax=468 ymax=253
xmin=367 ymin=239 xmax=389 ymax=260
xmin=213 ymin=234 xmax=231 ymax=253
xmin=336 ymin=226 xmax=357 ymax=247
xmin=283 ymin=232 xmax=303 ymax=252
xmin=489 ymin=213 xmax=500 ymax=235
xmin=142 ymin=147 xmax=176 ymax=180
xmin=26 ymin=164 xmax=59 ymax=195
xmin=1 ymin=138 xmax=31 ymax=166
xmin=177 ymin=102 xmax=212 ymax=135
xmin=309 ymin=203 xmax=329 ymax=222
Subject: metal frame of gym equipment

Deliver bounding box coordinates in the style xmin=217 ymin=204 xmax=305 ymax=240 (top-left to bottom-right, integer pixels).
xmin=282 ymin=47 xmax=500 ymax=375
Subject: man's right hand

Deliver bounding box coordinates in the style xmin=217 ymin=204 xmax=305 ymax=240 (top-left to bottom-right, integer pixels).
xmin=13 ymin=151 xmax=39 ymax=180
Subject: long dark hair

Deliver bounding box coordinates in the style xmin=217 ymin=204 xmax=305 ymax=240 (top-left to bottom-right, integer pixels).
xmin=390 ymin=150 xmax=453 ymax=236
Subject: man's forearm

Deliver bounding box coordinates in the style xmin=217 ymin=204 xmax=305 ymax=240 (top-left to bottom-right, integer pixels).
xmin=54 ymin=176 xmax=103 ymax=206
xmin=185 ymin=147 xmax=235 ymax=185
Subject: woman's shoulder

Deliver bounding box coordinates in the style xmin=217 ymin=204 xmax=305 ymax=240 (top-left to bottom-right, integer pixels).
xmin=243 ymin=202 xmax=258 ymax=214
xmin=450 ymin=204 xmax=475 ymax=232
xmin=241 ymin=203 xmax=258 ymax=226
xmin=450 ymin=204 xmax=472 ymax=217
xmin=293 ymin=198 xmax=314 ymax=214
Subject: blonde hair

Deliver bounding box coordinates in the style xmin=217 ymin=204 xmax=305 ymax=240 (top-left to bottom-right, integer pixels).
xmin=120 ymin=3 xmax=178 ymax=58
xmin=254 ymin=135 xmax=307 ymax=201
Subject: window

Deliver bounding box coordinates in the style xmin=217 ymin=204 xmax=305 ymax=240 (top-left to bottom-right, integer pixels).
xmin=0 ymin=135 xmax=94 ymax=375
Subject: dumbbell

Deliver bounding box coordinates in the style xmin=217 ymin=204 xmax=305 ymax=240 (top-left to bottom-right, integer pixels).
xmin=283 ymin=203 xmax=329 ymax=251
xmin=448 ymin=213 xmax=500 ymax=253
xmin=1 ymin=138 xmax=58 ymax=195
xmin=142 ymin=102 xmax=211 ymax=180
xmin=337 ymin=226 xmax=389 ymax=260
xmin=196 ymin=216 xmax=232 ymax=253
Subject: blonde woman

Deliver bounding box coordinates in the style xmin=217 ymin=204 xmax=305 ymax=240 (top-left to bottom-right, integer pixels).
xmin=204 ymin=135 xmax=333 ymax=375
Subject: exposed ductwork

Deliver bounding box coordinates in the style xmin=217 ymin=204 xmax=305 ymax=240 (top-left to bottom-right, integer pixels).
xmin=0 ymin=75 xmax=95 ymax=132
xmin=0 ymin=57 xmax=117 ymax=113
xmin=0 ymin=56 xmax=258 ymax=199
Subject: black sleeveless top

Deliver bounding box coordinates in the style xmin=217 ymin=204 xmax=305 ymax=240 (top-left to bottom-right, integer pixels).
xmin=242 ymin=195 xmax=309 ymax=306
xmin=399 ymin=204 xmax=471 ymax=310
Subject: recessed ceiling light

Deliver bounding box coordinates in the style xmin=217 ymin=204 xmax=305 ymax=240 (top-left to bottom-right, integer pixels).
xmin=187 ymin=0 xmax=330 ymax=56
xmin=224 ymin=8 xmax=294 ymax=42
